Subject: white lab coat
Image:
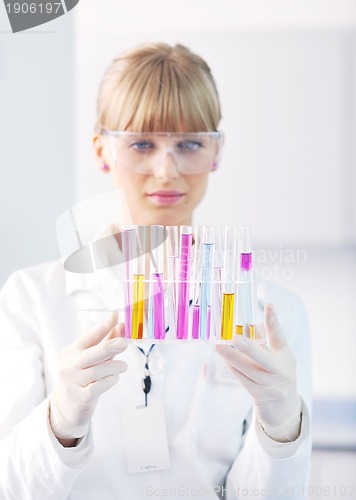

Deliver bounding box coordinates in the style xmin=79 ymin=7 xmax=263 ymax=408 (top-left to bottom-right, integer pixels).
xmin=0 ymin=244 xmax=312 ymax=500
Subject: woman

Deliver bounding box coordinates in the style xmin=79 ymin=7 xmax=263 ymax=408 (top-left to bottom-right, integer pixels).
xmin=0 ymin=43 xmax=312 ymax=499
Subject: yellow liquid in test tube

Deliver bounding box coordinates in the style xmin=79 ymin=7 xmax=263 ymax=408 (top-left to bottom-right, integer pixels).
xmin=221 ymin=293 xmax=234 ymax=340
xmin=235 ymin=324 xmax=255 ymax=338
xmin=132 ymin=274 xmax=144 ymax=339
xmin=236 ymin=325 xmax=243 ymax=335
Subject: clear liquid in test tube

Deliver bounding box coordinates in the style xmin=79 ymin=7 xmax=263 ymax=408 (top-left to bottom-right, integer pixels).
xmin=199 ymin=227 xmax=214 ymax=340
xmin=212 ymin=226 xmax=223 ymax=339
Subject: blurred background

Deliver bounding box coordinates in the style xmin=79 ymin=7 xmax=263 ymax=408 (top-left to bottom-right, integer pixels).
xmin=1 ymin=0 xmax=356 ymax=491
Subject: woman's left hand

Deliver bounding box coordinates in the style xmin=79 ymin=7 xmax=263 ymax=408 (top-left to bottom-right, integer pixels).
xmin=216 ymin=303 xmax=300 ymax=435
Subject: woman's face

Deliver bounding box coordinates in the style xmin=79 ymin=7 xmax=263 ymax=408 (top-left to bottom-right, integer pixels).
xmin=93 ymin=135 xmax=209 ymax=226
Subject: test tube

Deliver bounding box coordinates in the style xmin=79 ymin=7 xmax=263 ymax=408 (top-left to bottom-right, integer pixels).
xmin=166 ymin=226 xmax=178 ymax=339
xmin=176 ymin=226 xmax=192 ymax=340
xmin=147 ymin=227 xmax=154 ymax=339
xmin=235 ymin=287 xmax=244 ymax=336
xmin=238 ymin=226 xmax=255 ymax=339
xmin=149 ymin=225 xmax=166 ymax=340
xmin=221 ymin=226 xmax=237 ymax=340
xmin=212 ymin=226 xmax=223 ymax=339
xmin=131 ymin=226 xmax=145 ymax=340
xmin=147 ymin=284 xmax=154 ymax=339
xmin=199 ymin=227 xmax=214 ymax=340
xmin=254 ymin=282 xmax=266 ymax=343
xmin=122 ymin=227 xmax=134 ymax=339
xmin=192 ymin=226 xmax=205 ymax=339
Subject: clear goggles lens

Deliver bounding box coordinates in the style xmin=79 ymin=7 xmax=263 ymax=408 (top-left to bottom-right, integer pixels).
xmin=100 ymin=131 xmax=222 ymax=175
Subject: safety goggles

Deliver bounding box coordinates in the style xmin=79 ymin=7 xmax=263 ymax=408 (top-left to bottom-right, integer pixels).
xmin=99 ymin=130 xmax=222 ymax=175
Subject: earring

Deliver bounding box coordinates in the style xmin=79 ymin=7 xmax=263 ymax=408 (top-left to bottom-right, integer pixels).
xmin=102 ymin=164 xmax=110 ymax=173
xmin=212 ymin=162 xmax=217 ymax=171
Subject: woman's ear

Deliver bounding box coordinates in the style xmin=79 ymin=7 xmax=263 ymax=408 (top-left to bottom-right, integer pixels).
xmin=92 ymin=134 xmax=107 ymax=167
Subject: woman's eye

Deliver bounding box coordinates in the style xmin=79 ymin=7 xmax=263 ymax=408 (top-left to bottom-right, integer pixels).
xmin=177 ymin=140 xmax=203 ymax=152
xmin=130 ymin=141 xmax=155 ymax=151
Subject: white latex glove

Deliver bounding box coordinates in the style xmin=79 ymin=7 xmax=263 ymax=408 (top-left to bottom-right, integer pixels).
xmin=216 ymin=303 xmax=301 ymax=442
xmin=49 ymin=312 xmax=127 ymax=442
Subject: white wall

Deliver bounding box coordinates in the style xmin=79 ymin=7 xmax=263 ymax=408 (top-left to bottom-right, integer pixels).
xmin=0 ymin=4 xmax=75 ymax=285
xmin=75 ymin=0 xmax=356 ymax=34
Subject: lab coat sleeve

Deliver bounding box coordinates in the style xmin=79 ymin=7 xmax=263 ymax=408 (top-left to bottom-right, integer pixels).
xmin=0 ymin=270 xmax=93 ymax=500
xmin=224 ymin=294 xmax=312 ymax=499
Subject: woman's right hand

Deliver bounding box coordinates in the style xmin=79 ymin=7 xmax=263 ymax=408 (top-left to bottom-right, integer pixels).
xmin=49 ymin=312 xmax=127 ymax=446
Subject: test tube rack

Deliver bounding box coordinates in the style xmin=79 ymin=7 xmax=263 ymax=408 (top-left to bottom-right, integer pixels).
xmin=120 ymin=225 xmax=266 ymax=344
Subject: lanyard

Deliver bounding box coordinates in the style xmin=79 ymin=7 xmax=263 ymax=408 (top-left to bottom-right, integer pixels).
xmin=136 ymin=344 xmax=156 ymax=406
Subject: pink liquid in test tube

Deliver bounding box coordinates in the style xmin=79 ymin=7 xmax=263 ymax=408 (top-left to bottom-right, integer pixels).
xmin=153 ymin=273 xmax=165 ymax=340
xmin=176 ymin=231 xmax=192 ymax=339
xmin=192 ymin=304 xmax=200 ymax=339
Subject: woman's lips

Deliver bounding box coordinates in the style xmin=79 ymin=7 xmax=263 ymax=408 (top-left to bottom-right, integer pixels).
xmin=147 ymin=190 xmax=185 ymax=206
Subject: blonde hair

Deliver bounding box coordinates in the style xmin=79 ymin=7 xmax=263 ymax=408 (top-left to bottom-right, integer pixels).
xmin=95 ymin=43 xmax=221 ymax=133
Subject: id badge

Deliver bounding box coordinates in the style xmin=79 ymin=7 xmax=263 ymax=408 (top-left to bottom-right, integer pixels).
xmin=120 ymin=400 xmax=170 ymax=474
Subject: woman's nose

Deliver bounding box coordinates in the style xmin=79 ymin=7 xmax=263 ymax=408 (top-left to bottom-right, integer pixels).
xmin=153 ymin=149 xmax=180 ymax=181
